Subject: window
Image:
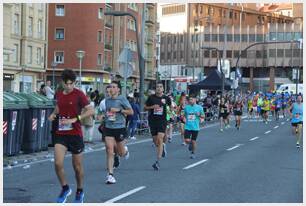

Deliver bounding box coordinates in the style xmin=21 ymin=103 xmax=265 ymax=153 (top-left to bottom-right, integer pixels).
xmin=204 ymin=50 xmax=210 ymax=58
xmin=174 ymin=51 xmax=177 ymax=59
xmin=242 ymin=13 xmax=245 ymax=21
xmin=285 ymin=32 xmax=292 ymax=40
xmin=27 ymin=46 xmax=32 ymax=64
xmin=98 ymin=31 xmax=102 ymax=42
xmin=55 ymin=28 xmax=64 ymax=40
xmin=128 ymin=3 xmax=138 ymax=11
xmin=211 ymin=34 xmax=217 ymax=42
xmin=28 ymin=17 xmax=33 ymax=37
xmin=38 ymin=19 xmax=42 ymax=38
xmin=293 ymin=49 xmax=301 ymax=57
xmin=234 ymin=34 xmax=240 ymax=42
xmin=249 ymin=34 xmax=255 ymax=42
xmin=180 ymin=35 xmax=184 ymax=43
xmin=195 ymin=34 xmax=199 ymax=42
xmin=229 ymin=11 xmax=233 ymax=19
xmin=269 ymin=49 xmax=276 ymax=57
xmin=180 ymin=50 xmax=184 ymax=59
xmin=219 ymin=9 xmax=222 ymax=17
xmin=256 ymin=50 xmax=262 ymax=58
xmin=277 ymin=32 xmax=284 ymax=41
xmin=277 ymin=49 xmax=284 ymax=57
xmin=13 ymin=14 xmax=19 ymax=34
xmin=54 ymin=51 xmax=64 ymax=63
xmin=219 ymin=34 xmax=224 ymax=42
xmin=269 ymin=32 xmax=277 ymax=41
xmin=98 ymin=8 xmax=103 ymax=19
xmin=211 ymin=50 xmax=217 ymax=58
xmin=128 ymin=19 xmax=136 ymax=31
xmin=242 ymin=34 xmax=248 ymax=42
xmin=256 ymin=34 xmax=263 ymax=42
xmin=195 ymin=51 xmax=198 ymax=58
xmin=13 ymin=44 xmax=18 ymax=63
xmin=97 ymin=54 xmax=102 ymax=65
xmin=241 ymin=50 xmax=247 ymax=58
xmin=234 ymin=12 xmax=237 ymax=20
xmin=37 ymin=48 xmax=42 ymax=64
xmin=223 ymin=10 xmax=226 ymax=18
xmin=226 ymin=50 xmax=232 ymax=58
xmin=204 ymin=34 xmax=210 ymax=41
xmin=227 ymin=34 xmax=233 ymax=41
xmin=38 ymin=3 xmax=44 ymax=10
xmin=56 ymin=5 xmax=65 ymax=16
xmin=234 ymin=50 xmax=240 ymax=58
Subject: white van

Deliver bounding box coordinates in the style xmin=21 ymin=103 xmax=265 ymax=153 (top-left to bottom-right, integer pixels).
xmin=276 ymin=84 xmax=303 ymax=94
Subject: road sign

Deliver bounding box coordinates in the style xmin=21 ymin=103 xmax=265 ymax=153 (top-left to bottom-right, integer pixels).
xmin=119 ymin=63 xmax=133 ymax=78
xmin=292 ymin=68 xmax=300 ymax=80
xmin=230 ymin=71 xmax=235 ymax=80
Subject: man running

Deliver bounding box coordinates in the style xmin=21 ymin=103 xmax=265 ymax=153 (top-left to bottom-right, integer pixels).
xmin=182 ymin=95 xmax=205 ymax=159
xmin=219 ymin=97 xmax=228 ymax=132
xmin=145 ymin=82 xmax=171 ymax=170
xmin=48 ymin=69 xmax=95 ymax=203
xmin=103 ymin=81 xmax=133 ymax=184
xmin=262 ymin=96 xmax=270 ymax=124
xmin=289 ymin=94 xmax=303 ymax=148
xmin=233 ymin=97 xmax=244 ymax=130
xmin=177 ymin=93 xmax=187 ymax=145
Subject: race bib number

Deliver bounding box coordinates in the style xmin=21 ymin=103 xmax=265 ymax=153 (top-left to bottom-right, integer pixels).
xmin=58 ymin=118 xmax=73 ymax=131
xmin=295 ymin=113 xmax=300 ymax=119
xmin=107 ymin=111 xmax=116 ymax=121
xmin=221 ymin=108 xmax=224 ymax=113
xmin=236 ymin=107 xmax=241 ymax=111
xmin=154 ymin=107 xmax=163 ymax=115
xmin=188 ymin=114 xmax=196 ymax=121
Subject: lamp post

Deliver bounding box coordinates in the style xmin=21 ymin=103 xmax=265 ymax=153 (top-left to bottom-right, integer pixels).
xmin=51 ymin=61 xmax=58 ymax=90
xmin=75 ymin=50 xmax=85 ymax=89
xmin=201 ymin=46 xmax=224 ymax=95
xmin=105 ymin=11 xmax=145 ymax=112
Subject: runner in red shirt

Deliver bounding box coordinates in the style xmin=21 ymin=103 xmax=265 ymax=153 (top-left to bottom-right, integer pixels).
xmin=48 ymin=69 xmax=94 ymax=203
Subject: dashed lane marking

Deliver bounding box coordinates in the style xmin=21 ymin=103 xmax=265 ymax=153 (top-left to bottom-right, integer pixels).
xmin=105 ymin=186 xmax=146 ymax=203
xmin=183 ymin=159 xmax=209 ymax=170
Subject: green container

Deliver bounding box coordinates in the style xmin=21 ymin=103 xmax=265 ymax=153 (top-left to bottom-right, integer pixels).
xmin=16 ymin=93 xmax=55 ymax=153
xmin=3 ymin=92 xmax=29 ymax=156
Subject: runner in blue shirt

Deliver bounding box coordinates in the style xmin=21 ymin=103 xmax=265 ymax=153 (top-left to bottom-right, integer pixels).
xmin=182 ymin=95 xmax=205 ymax=159
xmin=289 ymin=94 xmax=303 ymax=148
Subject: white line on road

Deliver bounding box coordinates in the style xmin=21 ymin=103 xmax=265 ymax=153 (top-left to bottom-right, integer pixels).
xmin=281 ymin=122 xmax=285 ymax=125
xmin=249 ymin=137 xmax=260 ymax=141
xmin=264 ymin=130 xmax=271 ymax=134
xmin=226 ymin=144 xmax=243 ymax=151
xmin=105 ymin=186 xmax=146 ymax=203
xmin=274 ymin=126 xmax=279 ymax=129
xmin=183 ymin=159 xmax=209 ymax=170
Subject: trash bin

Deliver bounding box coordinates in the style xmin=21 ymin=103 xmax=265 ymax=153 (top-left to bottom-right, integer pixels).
xmin=3 ymin=92 xmax=28 ymax=156
xmin=17 ymin=93 xmax=55 ymax=153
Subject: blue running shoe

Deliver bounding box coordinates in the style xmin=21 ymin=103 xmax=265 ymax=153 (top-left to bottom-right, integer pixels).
xmin=56 ymin=187 xmax=72 ymax=203
xmin=74 ymin=191 xmax=84 ymax=203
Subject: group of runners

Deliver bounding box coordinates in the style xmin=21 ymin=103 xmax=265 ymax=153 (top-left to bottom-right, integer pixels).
xmin=48 ymin=69 xmax=303 ymax=203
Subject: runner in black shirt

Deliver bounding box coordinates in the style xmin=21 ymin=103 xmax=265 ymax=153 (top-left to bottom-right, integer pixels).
xmin=144 ymin=82 xmax=171 ymax=170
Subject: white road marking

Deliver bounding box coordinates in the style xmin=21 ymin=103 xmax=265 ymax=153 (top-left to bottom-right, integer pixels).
xmin=281 ymin=122 xmax=285 ymax=125
xmin=250 ymin=137 xmax=260 ymax=141
xmin=105 ymin=186 xmax=146 ymax=203
xmin=274 ymin=126 xmax=279 ymax=129
xmin=183 ymin=159 xmax=209 ymax=170
xmin=264 ymin=130 xmax=271 ymax=134
xmin=226 ymin=144 xmax=243 ymax=151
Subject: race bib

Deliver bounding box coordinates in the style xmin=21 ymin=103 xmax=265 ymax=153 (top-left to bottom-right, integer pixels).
xmin=154 ymin=107 xmax=163 ymax=115
xmin=295 ymin=113 xmax=300 ymax=119
xmin=221 ymin=108 xmax=224 ymax=113
xmin=236 ymin=107 xmax=241 ymax=111
xmin=188 ymin=114 xmax=196 ymax=121
xmin=107 ymin=111 xmax=116 ymax=121
xmin=58 ymin=118 xmax=73 ymax=131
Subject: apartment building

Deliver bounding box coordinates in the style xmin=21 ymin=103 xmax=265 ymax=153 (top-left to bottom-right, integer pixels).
xmin=3 ymin=3 xmax=48 ymax=93
xmin=47 ymin=3 xmax=157 ymax=93
xmin=159 ymin=3 xmax=302 ymax=92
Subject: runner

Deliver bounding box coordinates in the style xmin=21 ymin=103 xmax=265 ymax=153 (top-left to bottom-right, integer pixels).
xmin=289 ymin=94 xmax=303 ymax=148
xmin=257 ymin=93 xmax=264 ymax=121
xmin=177 ymin=93 xmax=187 ymax=145
xmin=218 ymin=97 xmax=228 ymax=132
xmin=166 ymin=94 xmax=176 ymax=143
xmin=144 ymin=82 xmax=171 ymax=170
xmin=262 ymin=96 xmax=270 ymax=124
xmin=275 ymin=95 xmax=282 ymax=121
xmin=182 ymin=95 xmax=205 ymax=159
xmin=270 ymin=96 xmax=276 ymax=120
xmin=252 ymin=93 xmax=258 ymax=119
xmin=281 ymin=94 xmax=288 ymax=118
xmin=224 ymin=96 xmax=231 ymax=129
xmin=247 ymin=96 xmax=253 ymax=119
xmin=48 ymin=69 xmax=95 ymax=203
xmin=103 ymin=81 xmax=133 ymax=184
xmin=233 ymin=97 xmax=244 ymax=130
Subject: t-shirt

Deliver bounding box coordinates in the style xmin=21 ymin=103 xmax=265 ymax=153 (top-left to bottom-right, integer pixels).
xmin=146 ymin=94 xmax=171 ymax=124
xmin=184 ymin=104 xmax=204 ymax=131
xmin=55 ymin=88 xmax=89 ymax=137
xmin=263 ymin=100 xmax=270 ymax=111
xmin=45 ymin=85 xmax=55 ymax=99
xmin=219 ymin=103 xmax=228 ymax=114
xmin=234 ymin=102 xmax=243 ymax=112
xmin=104 ymin=95 xmax=132 ymax=129
xmin=291 ymin=103 xmax=303 ymax=123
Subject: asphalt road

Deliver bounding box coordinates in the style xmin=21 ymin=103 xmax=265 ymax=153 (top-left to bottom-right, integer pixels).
xmin=3 ymin=116 xmax=303 ymax=203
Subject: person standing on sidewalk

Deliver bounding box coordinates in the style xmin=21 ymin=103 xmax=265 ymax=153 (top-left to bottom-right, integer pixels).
xmin=144 ymin=82 xmax=171 ymax=170
xmin=81 ymin=92 xmax=96 ymax=143
xmin=48 ymin=69 xmax=94 ymax=203
xmin=45 ymin=80 xmax=55 ymax=100
xmin=103 ymin=81 xmax=133 ymax=184
xmin=127 ymin=94 xmax=140 ymax=140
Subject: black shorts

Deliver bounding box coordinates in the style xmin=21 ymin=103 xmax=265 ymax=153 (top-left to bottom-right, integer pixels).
xmin=104 ymin=127 xmax=127 ymax=142
xmin=234 ymin=111 xmax=242 ymax=116
xmin=275 ymin=108 xmax=280 ymax=112
xmin=292 ymin=122 xmax=303 ymax=127
xmin=54 ymin=135 xmax=84 ymax=154
xmin=184 ymin=130 xmax=199 ymax=141
xmin=219 ymin=113 xmax=228 ymax=119
xmin=261 ymin=110 xmax=266 ymax=115
xmin=149 ymin=122 xmax=167 ymax=136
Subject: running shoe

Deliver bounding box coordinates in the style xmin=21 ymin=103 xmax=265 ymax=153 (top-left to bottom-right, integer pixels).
xmin=106 ymin=174 xmax=116 ymax=184
xmin=190 ymin=153 xmax=196 ymax=159
xmin=130 ymin=136 xmax=136 ymax=140
xmin=162 ymin=143 xmax=167 ymax=158
xmin=188 ymin=142 xmax=192 ymax=151
xmin=113 ymin=154 xmax=120 ymax=169
xmin=181 ymin=142 xmax=186 ymax=146
xmin=152 ymin=161 xmax=160 ymax=170
xmin=124 ymin=146 xmax=129 ymax=160
xmin=296 ymin=142 xmax=300 ymax=148
xmin=168 ymin=137 xmax=172 ymax=143
xmin=220 ymin=128 xmax=223 ymax=132
xmin=56 ymin=187 xmax=72 ymax=203
xmin=74 ymin=191 xmax=84 ymax=203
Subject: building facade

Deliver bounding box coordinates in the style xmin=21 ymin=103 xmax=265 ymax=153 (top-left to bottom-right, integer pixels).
xmin=158 ymin=3 xmax=303 ymax=92
xmin=3 ymin=3 xmax=48 ymax=93
xmin=47 ymin=3 xmax=157 ymax=93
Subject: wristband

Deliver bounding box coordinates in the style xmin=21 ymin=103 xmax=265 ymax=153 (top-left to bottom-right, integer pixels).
xmin=77 ymin=115 xmax=82 ymax=121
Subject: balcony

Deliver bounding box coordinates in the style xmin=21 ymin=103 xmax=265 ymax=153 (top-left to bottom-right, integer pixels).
xmin=104 ymin=16 xmax=113 ymax=28
xmin=146 ymin=34 xmax=154 ymax=43
xmin=146 ymin=70 xmax=155 ymax=78
xmin=147 ymin=3 xmax=155 ymax=9
xmin=145 ymin=15 xmax=155 ymax=25
xmin=104 ymin=43 xmax=113 ymax=51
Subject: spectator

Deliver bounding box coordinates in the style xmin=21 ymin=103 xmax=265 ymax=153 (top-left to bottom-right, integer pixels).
xmin=45 ymin=80 xmax=55 ymax=99
xmin=127 ymin=94 xmax=140 ymax=140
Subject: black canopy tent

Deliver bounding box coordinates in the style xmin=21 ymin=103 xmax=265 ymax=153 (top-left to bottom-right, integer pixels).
xmin=188 ymin=69 xmax=232 ymax=93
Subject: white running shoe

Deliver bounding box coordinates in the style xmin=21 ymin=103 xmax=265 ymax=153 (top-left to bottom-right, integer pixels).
xmin=106 ymin=174 xmax=116 ymax=184
xmin=181 ymin=142 xmax=186 ymax=146
xmin=130 ymin=136 xmax=136 ymax=140
xmin=124 ymin=146 xmax=129 ymax=160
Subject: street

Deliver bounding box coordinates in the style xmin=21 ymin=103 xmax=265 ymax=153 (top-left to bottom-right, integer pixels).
xmin=3 ymin=117 xmax=302 ymax=203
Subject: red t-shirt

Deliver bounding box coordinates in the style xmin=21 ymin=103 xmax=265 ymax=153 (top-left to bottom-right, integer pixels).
xmin=55 ymin=88 xmax=89 ymax=137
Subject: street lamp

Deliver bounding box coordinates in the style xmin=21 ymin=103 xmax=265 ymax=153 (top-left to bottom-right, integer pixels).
xmin=75 ymin=50 xmax=85 ymax=88
xmin=201 ymin=46 xmax=224 ymax=95
xmin=105 ymin=11 xmax=145 ymax=112
xmin=51 ymin=61 xmax=58 ymax=90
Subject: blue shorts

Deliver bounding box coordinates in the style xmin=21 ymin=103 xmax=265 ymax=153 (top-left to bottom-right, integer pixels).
xmin=257 ymin=106 xmax=261 ymax=113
